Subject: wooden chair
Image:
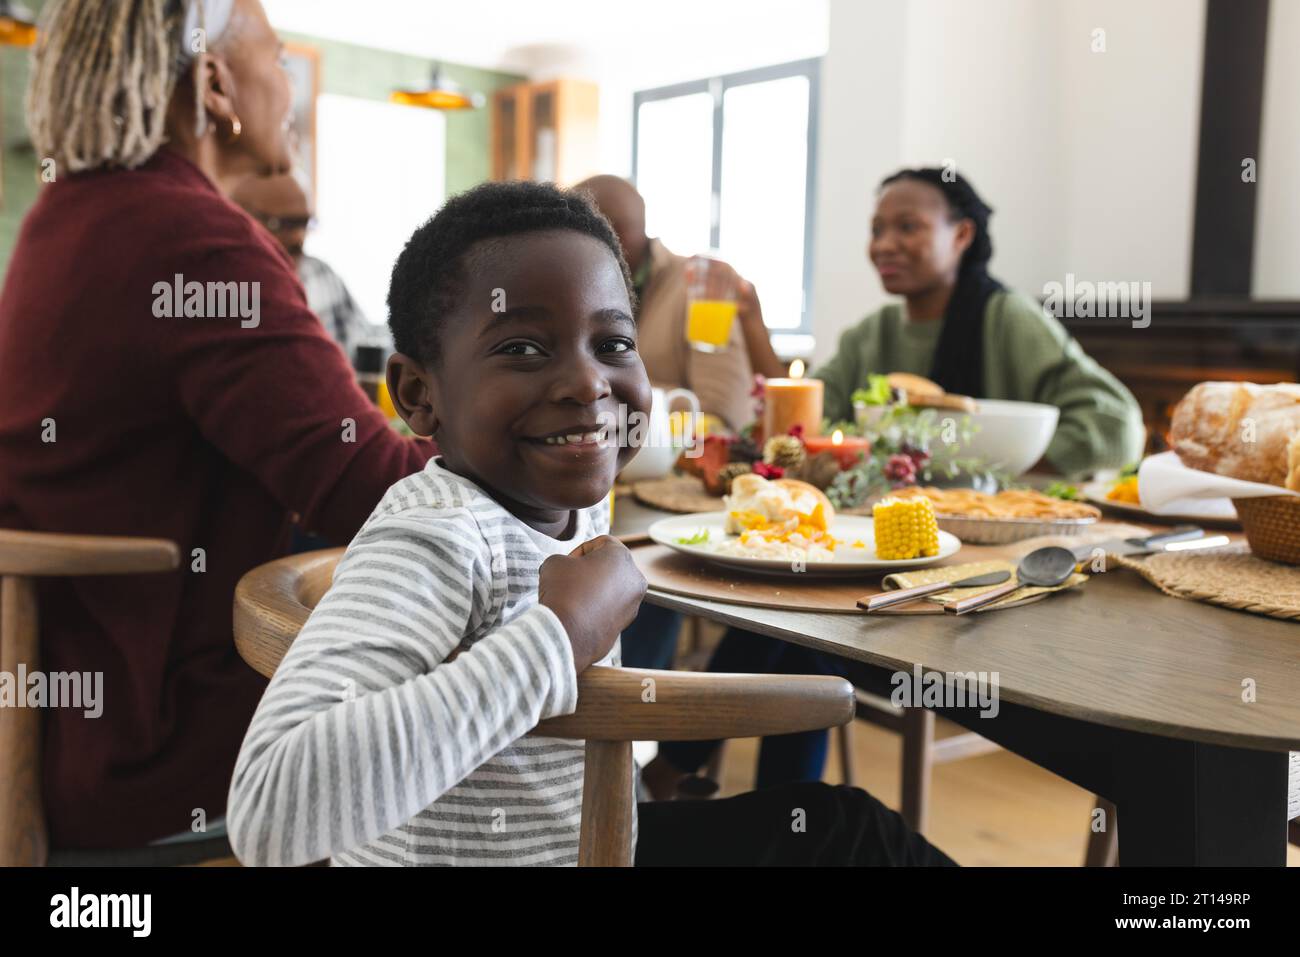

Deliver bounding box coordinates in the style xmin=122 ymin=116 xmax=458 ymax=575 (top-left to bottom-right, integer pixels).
xmin=839 ymin=692 xmax=999 ymax=833
xmin=0 ymin=528 xmax=184 ymax=866
xmin=232 ymin=549 xmax=856 ymax=866
xmin=673 ymin=622 xmax=995 ymax=829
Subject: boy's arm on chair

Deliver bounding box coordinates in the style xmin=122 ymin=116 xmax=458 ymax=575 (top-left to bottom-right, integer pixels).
xmin=226 ymin=508 xmax=579 ymax=866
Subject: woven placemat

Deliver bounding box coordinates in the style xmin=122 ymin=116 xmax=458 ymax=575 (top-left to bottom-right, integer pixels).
xmin=633 ymin=474 xmax=724 ymax=514
xmin=1115 ymin=542 xmax=1300 ymax=622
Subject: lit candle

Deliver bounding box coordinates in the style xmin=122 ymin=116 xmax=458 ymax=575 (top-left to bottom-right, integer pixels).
xmin=763 ymin=359 xmax=824 ymax=439
xmin=804 ymin=428 xmax=872 ymax=470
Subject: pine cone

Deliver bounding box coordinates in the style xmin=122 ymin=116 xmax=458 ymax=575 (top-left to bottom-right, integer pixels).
xmin=802 ymin=451 xmax=842 ymax=491
xmin=762 ymin=435 xmax=807 ymax=473
xmin=730 ymin=433 xmax=763 ymax=464
xmin=717 ymin=461 xmax=754 ymax=495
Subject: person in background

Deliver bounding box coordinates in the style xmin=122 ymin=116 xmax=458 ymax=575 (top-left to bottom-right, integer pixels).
xmin=577 ymin=175 xmax=787 ymax=675
xmin=0 ymin=0 xmax=432 ymax=858
xmin=576 ymin=175 xmax=787 ymax=428
xmin=642 ymin=168 xmax=1145 ymax=800
xmin=816 ymin=167 xmax=1144 ymax=474
xmin=233 ymin=172 xmax=391 ymax=361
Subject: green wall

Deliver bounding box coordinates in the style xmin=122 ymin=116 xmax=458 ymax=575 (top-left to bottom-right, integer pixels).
xmin=0 ymin=38 xmax=41 ymax=273
xmin=278 ymin=31 xmax=521 ymax=197
xmin=0 ymin=12 xmax=521 ymax=277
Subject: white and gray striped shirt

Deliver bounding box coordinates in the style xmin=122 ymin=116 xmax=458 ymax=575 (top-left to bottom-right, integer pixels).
xmin=227 ymin=457 xmax=626 ymax=866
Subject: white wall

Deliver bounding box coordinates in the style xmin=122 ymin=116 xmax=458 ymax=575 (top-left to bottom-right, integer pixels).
xmin=809 ymin=0 xmax=1207 ymax=363
xmin=1253 ymin=0 xmax=1300 ymax=298
xmin=1057 ymin=0 xmax=1204 ymax=298
xmin=898 ymin=0 xmax=1065 ymax=304
xmin=308 ymin=96 xmax=445 ymax=325
xmin=808 ymin=0 xmax=907 ymax=362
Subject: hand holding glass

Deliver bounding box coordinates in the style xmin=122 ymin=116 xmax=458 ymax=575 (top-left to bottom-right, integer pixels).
xmin=685 ymin=255 xmax=738 ymax=352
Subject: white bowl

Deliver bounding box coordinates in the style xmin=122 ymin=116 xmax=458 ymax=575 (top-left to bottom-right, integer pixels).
xmin=939 ymin=399 xmax=1059 ymax=477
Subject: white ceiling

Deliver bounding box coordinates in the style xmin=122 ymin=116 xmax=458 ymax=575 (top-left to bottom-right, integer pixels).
xmin=262 ymin=0 xmax=828 ymax=86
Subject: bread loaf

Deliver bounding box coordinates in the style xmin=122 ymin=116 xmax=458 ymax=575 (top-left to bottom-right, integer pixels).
xmin=1169 ymin=381 xmax=1300 ymax=491
xmin=885 ymin=372 xmax=978 ymax=412
xmin=886 ymin=372 xmax=944 ymax=398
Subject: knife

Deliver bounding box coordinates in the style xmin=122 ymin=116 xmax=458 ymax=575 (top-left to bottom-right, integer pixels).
xmin=1069 ymin=525 xmax=1225 ymax=562
xmin=858 ymin=569 xmax=1011 ymax=613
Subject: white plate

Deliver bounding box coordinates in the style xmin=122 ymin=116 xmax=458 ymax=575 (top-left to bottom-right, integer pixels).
xmin=1080 ymin=480 xmax=1239 ymax=526
xmin=647 ymin=511 xmax=961 ymax=578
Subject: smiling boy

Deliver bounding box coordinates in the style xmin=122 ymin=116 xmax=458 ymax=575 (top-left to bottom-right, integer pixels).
xmin=227 ymin=181 xmax=953 ymax=866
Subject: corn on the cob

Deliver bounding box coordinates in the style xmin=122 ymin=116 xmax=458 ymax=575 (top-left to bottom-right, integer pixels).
xmin=873 ymin=495 xmax=940 ymax=560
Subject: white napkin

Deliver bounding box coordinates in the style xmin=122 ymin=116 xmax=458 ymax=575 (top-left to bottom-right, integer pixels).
xmin=1138 ymin=450 xmax=1298 ymax=515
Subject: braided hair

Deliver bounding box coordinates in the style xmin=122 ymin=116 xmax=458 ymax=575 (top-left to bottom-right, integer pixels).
xmin=879 ymin=168 xmax=1003 ymax=397
xmin=25 ymin=0 xmax=193 ymax=173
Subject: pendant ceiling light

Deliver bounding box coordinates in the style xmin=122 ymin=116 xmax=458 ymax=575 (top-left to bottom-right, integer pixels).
xmin=390 ymin=63 xmax=484 ymax=111
xmin=0 ymin=1 xmax=36 ymax=46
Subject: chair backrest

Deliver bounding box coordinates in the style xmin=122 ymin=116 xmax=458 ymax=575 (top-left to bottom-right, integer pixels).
xmin=233 ymin=550 xmax=854 ymax=866
xmin=0 ymin=530 xmax=179 ymax=866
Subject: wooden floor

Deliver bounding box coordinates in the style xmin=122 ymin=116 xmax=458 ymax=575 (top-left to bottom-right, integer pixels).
xmin=716 ymin=718 xmax=1300 ymax=866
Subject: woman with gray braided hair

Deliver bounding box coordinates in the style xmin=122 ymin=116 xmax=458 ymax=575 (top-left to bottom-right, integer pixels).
xmin=27 ymin=0 xmax=293 ymax=182
xmin=0 ymin=0 xmax=433 ymax=859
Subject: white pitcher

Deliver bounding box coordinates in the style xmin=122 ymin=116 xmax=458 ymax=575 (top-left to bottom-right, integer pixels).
xmin=618 ymin=386 xmax=701 ymax=483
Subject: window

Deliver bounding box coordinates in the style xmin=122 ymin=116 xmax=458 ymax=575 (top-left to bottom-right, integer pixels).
xmin=308 ymin=94 xmax=446 ymax=327
xmin=633 ymin=59 xmax=820 ymax=345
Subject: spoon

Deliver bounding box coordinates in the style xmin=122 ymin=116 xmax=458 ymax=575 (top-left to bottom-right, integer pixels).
xmin=859 ymin=569 xmax=1011 ymax=613
xmin=944 ymin=546 xmax=1079 ymax=615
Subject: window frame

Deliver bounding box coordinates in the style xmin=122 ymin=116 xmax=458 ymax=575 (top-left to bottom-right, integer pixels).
xmin=632 ymin=57 xmax=822 ymax=339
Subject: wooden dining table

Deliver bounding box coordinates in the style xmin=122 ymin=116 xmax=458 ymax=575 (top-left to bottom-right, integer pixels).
xmin=612 ymin=495 xmax=1300 ymax=866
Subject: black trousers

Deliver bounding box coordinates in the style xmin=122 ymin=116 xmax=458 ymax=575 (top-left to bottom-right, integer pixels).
xmin=635 ymin=781 xmax=956 ymax=866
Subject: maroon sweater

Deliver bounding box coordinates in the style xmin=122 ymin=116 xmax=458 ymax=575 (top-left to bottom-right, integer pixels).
xmin=0 ymin=149 xmax=434 ymax=848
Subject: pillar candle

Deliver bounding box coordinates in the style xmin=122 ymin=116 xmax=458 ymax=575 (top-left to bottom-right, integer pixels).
xmin=763 ymin=373 xmax=824 ymax=439
xmin=804 ymin=429 xmax=872 ymax=469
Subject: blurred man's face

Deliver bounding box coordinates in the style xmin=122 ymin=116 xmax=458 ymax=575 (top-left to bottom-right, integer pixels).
xmin=264 ymin=211 xmax=310 ymax=263
xmin=576 ymin=177 xmax=648 ymax=274
xmin=233 ymin=174 xmax=312 ymax=264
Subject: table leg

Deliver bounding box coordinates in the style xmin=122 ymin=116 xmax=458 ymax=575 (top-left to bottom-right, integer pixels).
xmin=1113 ymin=740 xmax=1289 ymax=866
xmin=900 ymin=707 xmax=934 ymax=834
xmin=845 ymin=661 xmax=1291 ymax=865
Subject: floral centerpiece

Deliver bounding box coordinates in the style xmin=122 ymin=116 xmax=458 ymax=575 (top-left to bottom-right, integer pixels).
xmin=826 ymin=405 xmax=1007 ymax=509
xmin=676 ymin=372 xmax=1014 ymax=507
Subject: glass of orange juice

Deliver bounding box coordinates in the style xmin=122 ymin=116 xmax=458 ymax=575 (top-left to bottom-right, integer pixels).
xmin=685 ymin=254 xmax=738 ymax=352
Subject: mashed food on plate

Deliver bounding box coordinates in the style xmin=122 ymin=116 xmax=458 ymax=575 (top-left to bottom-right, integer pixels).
xmin=716 ymin=475 xmax=845 ymax=561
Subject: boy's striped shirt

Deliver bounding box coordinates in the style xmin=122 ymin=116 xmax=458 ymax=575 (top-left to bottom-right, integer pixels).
xmin=227 ymin=457 xmax=627 ymax=866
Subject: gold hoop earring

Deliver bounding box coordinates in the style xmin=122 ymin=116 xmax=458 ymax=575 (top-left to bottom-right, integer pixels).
xmin=227 ymin=116 xmax=242 ymax=142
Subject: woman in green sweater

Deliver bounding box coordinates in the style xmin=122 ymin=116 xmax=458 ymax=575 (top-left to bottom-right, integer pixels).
xmin=645 ymin=169 xmax=1146 ymax=801
xmin=814 ymin=168 xmax=1144 ymax=475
